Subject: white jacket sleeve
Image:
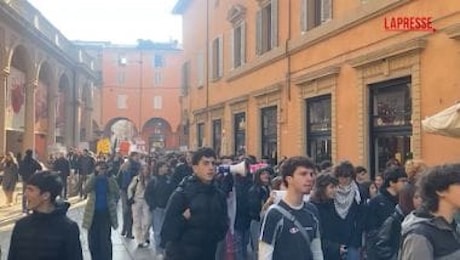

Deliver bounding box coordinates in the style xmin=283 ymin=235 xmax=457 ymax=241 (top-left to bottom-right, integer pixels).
xmin=258 ymin=241 xmax=274 ymax=260
xmin=127 ymin=177 xmax=137 ymax=199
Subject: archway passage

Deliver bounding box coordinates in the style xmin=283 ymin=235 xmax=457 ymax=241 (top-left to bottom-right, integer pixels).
xmin=104 ymin=118 xmax=138 ymax=155
xmin=141 ymin=118 xmax=176 ymax=152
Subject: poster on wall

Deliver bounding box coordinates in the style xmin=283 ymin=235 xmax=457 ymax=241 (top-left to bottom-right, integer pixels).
xmin=6 ymin=67 xmax=26 ymax=130
xmin=35 ymin=80 xmax=48 ymax=133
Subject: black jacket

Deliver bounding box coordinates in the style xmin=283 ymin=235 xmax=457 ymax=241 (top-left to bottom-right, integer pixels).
xmin=145 ymin=174 xmax=176 ymax=210
xmin=18 ymin=156 xmax=42 ymax=182
xmin=78 ymin=155 xmax=95 ymax=175
xmin=53 ymin=157 xmax=71 ymax=177
xmin=160 ymin=175 xmax=228 ymax=259
xmin=234 ymin=175 xmax=253 ymax=231
xmin=7 ymin=202 xmax=83 ymax=260
xmin=247 ymin=184 xmax=270 ymax=221
xmin=367 ymin=188 xmax=399 ymax=231
xmin=366 ymin=188 xmax=399 ymax=259
xmin=311 ymin=195 xmax=366 ymax=249
xmin=374 ymin=205 xmax=405 ymax=260
xmin=171 ymin=163 xmax=193 ymax=186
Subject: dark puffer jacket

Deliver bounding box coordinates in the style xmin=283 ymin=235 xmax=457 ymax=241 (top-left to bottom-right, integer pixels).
xmin=145 ymin=173 xmax=176 ymax=210
xmin=7 ymin=202 xmax=83 ymax=260
xmin=374 ymin=205 xmax=405 ymax=260
xmin=160 ymin=175 xmax=228 ymax=260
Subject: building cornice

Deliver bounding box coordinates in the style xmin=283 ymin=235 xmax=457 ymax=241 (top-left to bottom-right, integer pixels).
xmin=445 ymin=23 xmax=460 ymax=40
xmin=287 ymin=0 xmax=411 ymax=55
xmin=293 ymin=66 xmax=340 ymax=85
xmin=349 ymin=38 xmax=427 ymax=68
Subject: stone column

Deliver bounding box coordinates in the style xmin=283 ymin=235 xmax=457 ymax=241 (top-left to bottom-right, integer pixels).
xmin=23 ymin=79 xmax=37 ymax=153
xmin=73 ymin=83 xmax=81 ymax=147
xmin=64 ymin=90 xmax=74 ymax=148
xmin=84 ymin=106 xmax=93 ymax=142
xmin=0 ymin=70 xmax=8 ymax=154
xmin=46 ymin=89 xmax=57 ymax=151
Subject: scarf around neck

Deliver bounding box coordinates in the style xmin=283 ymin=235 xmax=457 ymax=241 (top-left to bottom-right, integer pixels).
xmin=334 ymin=181 xmax=361 ymax=219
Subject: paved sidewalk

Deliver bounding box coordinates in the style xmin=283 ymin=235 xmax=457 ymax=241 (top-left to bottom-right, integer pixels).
xmin=0 ymin=201 xmax=157 ymax=260
xmin=0 ymin=182 xmax=81 ymax=227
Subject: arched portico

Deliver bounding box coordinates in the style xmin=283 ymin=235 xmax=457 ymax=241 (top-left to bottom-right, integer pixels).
xmin=5 ymin=43 xmax=33 ymax=157
xmin=104 ymin=117 xmax=138 ymax=144
xmin=141 ymin=117 xmax=176 ymax=152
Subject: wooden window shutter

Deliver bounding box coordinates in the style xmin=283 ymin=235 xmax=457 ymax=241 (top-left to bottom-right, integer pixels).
xmin=321 ymin=0 xmax=332 ymax=23
xmin=240 ymin=22 xmax=246 ymax=65
xmin=209 ymin=40 xmax=213 ymax=79
xmin=218 ymin=35 xmax=224 ymax=78
xmin=301 ymin=0 xmax=308 ymax=32
xmin=230 ymin=28 xmax=235 ymax=70
xmin=270 ymin=0 xmax=278 ymax=48
xmin=256 ymin=10 xmax=262 ymax=55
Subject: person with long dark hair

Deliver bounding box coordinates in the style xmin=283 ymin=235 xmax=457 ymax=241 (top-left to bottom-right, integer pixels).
xmin=247 ymin=166 xmax=272 ymax=259
xmin=310 ymin=173 xmax=344 ymax=260
xmin=1 ymin=152 xmax=19 ymax=207
xmin=330 ymin=161 xmax=366 ymax=260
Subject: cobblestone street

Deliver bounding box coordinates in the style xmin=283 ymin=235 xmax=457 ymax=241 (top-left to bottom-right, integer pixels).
xmin=0 ymin=202 xmax=158 ymax=260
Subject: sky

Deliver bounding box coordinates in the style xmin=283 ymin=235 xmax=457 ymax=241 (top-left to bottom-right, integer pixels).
xmin=27 ymin=0 xmax=183 ymax=45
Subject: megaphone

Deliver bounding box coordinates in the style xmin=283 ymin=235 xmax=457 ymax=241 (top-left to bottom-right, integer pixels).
xmin=216 ymin=161 xmax=248 ymax=177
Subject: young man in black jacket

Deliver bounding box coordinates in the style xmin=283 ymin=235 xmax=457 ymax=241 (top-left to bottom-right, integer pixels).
xmin=366 ymin=166 xmax=407 ymax=259
xmin=160 ymin=147 xmax=228 ymax=260
xmin=8 ymin=171 xmax=83 ymax=260
xmin=18 ymin=149 xmax=42 ymax=212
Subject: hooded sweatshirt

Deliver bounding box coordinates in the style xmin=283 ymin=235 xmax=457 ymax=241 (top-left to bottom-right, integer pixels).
xmin=400 ymin=211 xmax=460 ymax=260
xmin=8 ymin=202 xmax=83 ymax=260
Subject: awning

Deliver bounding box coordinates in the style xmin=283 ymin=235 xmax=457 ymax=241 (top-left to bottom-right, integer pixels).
xmin=422 ymin=103 xmax=460 ymax=138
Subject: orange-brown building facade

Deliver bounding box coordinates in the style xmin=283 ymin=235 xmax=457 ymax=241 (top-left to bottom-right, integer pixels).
xmin=98 ymin=42 xmax=183 ymax=152
xmin=174 ymin=0 xmax=460 ymax=174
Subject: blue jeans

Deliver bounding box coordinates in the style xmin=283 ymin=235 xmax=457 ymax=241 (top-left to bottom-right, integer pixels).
xmin=234 ymin=229 xmax=250 ymax=260
xmin=346 ymin=247 xmax=361 ymax=260
xmin=152 ymin=208 xmax=166 ymax=254
xmin=249 ymin=220 xmax=261 ymax=260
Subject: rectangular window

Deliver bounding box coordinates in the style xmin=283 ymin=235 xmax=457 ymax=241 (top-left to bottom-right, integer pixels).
xmin=153 ymin=96 xmax=162 ymax=110
xmin=306 ymin=95 xmax=332 ymax=163
xmin=234 ymin=112 xmax=246 ymax=156
xmin=117 ymin=95 xmax=128 ymax=109
xmin=369 ymin=77 xmax=412 ymax=176
xmin=154 ymin=54 xmax=164 ymax=67
xmin=197 ymin=51 xmax=204 ymax=87
xmin=261 ymin=106 xmax=277 ymax=162
xmin=256 ymin=0 xmax=278 ymax=55
xmin=154 ymin=70 xmax=162 ymax=86
xmin=232 ymin=23 xmax=246 ymax=69
xmin=212 ymin=119 xmax=222 ymax=157
xmin=210 ymin=36 xmax=223 ymax=79
xmin=301 ymin=0 xmax=332 ymax=32
xmin=181 ymin=61 xmax=190 ymax=96
xmin=197 ymin=123 xmax=205 ymax=148
xmin=117 ymin=72 xmax=125 ymax=85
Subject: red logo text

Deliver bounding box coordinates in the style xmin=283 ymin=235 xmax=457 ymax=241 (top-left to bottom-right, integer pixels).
xmin=384 ymin=16 xmax=435 ymax=32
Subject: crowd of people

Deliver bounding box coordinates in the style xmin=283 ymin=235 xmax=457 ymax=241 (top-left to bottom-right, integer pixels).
xmin=2 ymin=146 xmax=460 ymax=260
